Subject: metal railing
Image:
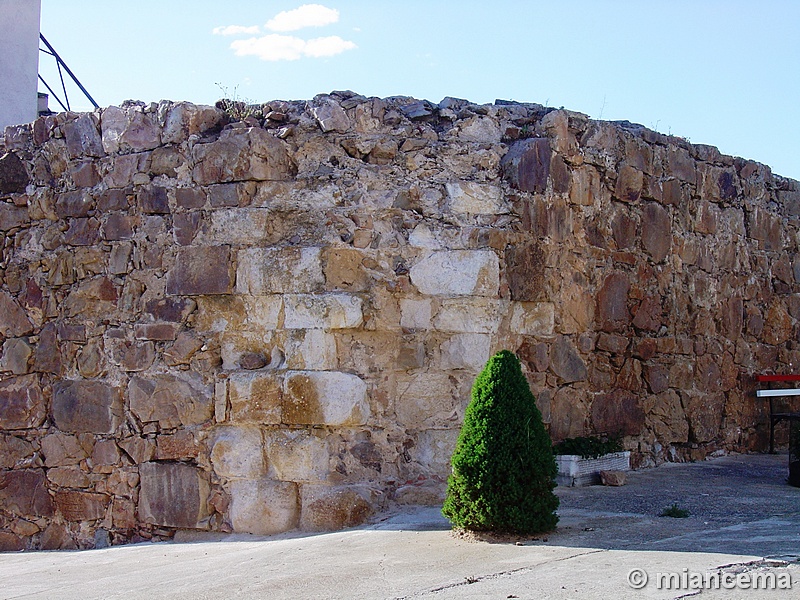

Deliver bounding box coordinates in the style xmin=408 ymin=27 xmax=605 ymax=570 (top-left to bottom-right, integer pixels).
xmin=38 ymin=33 xmax=98 ymax=113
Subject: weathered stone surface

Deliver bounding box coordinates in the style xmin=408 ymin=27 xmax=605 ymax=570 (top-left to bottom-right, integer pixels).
xmin=445 ymin=182 xmax=506 ymax=214
xmin=600 ymin=470 xmax=626 ymax=486
xmin=684 ymin=391 xmax=725 ymax=443
xmin=228 ymin=372 xmax=282 ymax=424
xmin=0 ymin=375 xmax=45 ymax=429
xmin=192 ymin=127 xmax=293 ymax=185
xmin=502 ymin=138 xmax=551 ymax=193
xmin=52 ymin=380 xmax=122 ymax=434
xmin=237 ymin=247 xmax=324 ymax=294
xmin=641 ymin=202 xmax=671 ymax=262
xmin=410 ymin=250 xmax=499 ymax=297
xmin=505 ymin=240 xmax=546 ymax=301
xmin=433 ymin=298 xmax=504 ymax=333
xmin=440 ymin=333 xmax=491 ymax=371
xmin=591 ymin=390 xmax=645 ymax=436
xmin=550 ymin=336 xmax=587 ymax=383
xmin=283 ymin=371 xmax=368 ymax=426
xmin=299 ymin=485 xmax=373 ymax=531
xmin=0 ymin=469 xmax=54 ymax=517
xmin=0 ymin=435 xmax=36 ymax=469
xmin=283 ymin=329 xmax=337 ymax=370
xmin=33 ymin=322 xmax=62 ymax=374
xmin=510 ymin=302 xmax=555 ymax=337
xmin=101 ymin=105 xmax=161 ymax=153
xmin=0 ymin=291 xmax=33 ymax=337
xmin=64 ymin=114 xmax=104 ymax=158
xmin=0 ymin=201 xmax=29 ymax=230
xmin=156 ymin=431 xmax=200 ymax=461
xmin=632 ymin=295 xmax=663 ymax=332
xmin=138 ymin=185 xmax=169 ymax=214
xmin=166 ymin=245 xmax=233 ymax=296
xmin=138 ymin=462 xmax=210 ymax=528
xmin=229 ymin=479 xmax=299 ymax=535
xmin=55 ymin=491 xmax=108 ymax=521
xmin=547 ymin=387 xmax=588 ymax=441
xmin=265 ymin=430 xmax=329 ymax=482
xmin=283 ymin=294 xmax=363 ymax=329
xmin=0 ymin=151 xmax=29 ymax=194
xmin=312 ymin=100 xmax=350 ymax=133
xmin=394 ymin=372 xmax=465 ymax=429
xmin=614 ymin=165 xmax=643 ymax=203
xmin=209 ymin=426 xmax=266 ymax=479
xmin=324 ymin=248 xmax=369 ymax=291
xmin=597 ymin=273 xmax=630 ymax=332
xmin=128 ymin=373 xmax=213 ymax=429
xmin=41 ymin=432 xmax=89 ymax=467
xmin=118 ymin=437 xmax=155 ymax=464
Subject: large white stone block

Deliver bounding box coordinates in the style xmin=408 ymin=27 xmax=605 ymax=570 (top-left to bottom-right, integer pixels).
xmin=409 ymin=250 xmax=499 ymax=296
xmin=433 ymin=298 xmax=504 ymax=333
xmin=265 ymin=430 xmax=329 ymax=482
xmin=510 ymin=302 xmax=556 ymax=336
xmin=298 ymin=485 xmax=373 ymax=531
xmin=283 ymin=329 xmax=338 ymax=370
xmin=394 ymin=372 xmax=467 ymax=428
xmin=236 ymin=247 xmax=324 ymax=294
xmin=399 ymin=298 xmax=433 ymax=330
xmin=445 ymin=182 xmax=506 ymax=214
xmin=440 ymin=333 xmax=491 ymax=371
xmin=283 ymin=371 xmax=369 ymax=426
xmin=209 ymin=426 xmax=266 ymax=479
xmin=283 ymin=294 xmax=363 ymax=329
xmin=229 ymin=479 xmax=299 ymax=535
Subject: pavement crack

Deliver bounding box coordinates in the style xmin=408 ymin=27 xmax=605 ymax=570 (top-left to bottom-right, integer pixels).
xmin=391 ymin=548 xmax=608 ymax=599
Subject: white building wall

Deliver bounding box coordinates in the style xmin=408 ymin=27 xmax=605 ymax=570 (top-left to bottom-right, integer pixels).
xmin=0 ymin=0 xmax=42 ymax=130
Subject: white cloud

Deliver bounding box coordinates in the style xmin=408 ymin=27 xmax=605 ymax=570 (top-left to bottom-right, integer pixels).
xmin=266 ymin=4 xmax=339 ymax=32
xmin=230 ymin=33 xmax=356 ymax=61
xmin=212 ymin=25 xmax=262 ymax=36
xmin=303 ymin=36 xmax=357 ymax=58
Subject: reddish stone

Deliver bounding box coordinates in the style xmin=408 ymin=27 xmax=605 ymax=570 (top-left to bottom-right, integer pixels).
xmin=0 ymin=374 xmax=46 ymax=429
xmin=747 ymin=208 xmax=783 ymax=251
xmin=52 ymin=380 xmax=122 ymax=434
xmin=175 ymin=187 xmax=206 ymax=209
xmin=719 ymin=296 xmax=743 ymax=341
xmin=615 ymin=358 xmax=643 ymax=392
xmin=0 ymin=151 xmax=29 ymax=194
xmin=518 ymin=340 xmax=549 ymax=372
xmin=97 ymin=188 xmax=130 ymax=211
xmin=138 ymin=185 xmax=170 ymax=214
xmin=591 ymin=390 xmax=645 ymax=436
xmin=173 ymin=212 xmax=201 ymax=246
xmin=208 ymin=183 xmax=240 ymax=208
xmin=550 ymin=336 xmax=587 ymax=383
xmin=597 ymin=333 xmax=630 ymax=354
xmin=0 ymin=531 xmax=24 ymax=552
xmin=550 ymin=154 xmax=570 ymax=194
xmin=57 ymin=323 xmax=87 ymax=342
xmin=667 ymin=146 xmax=696 ymax=183
xmin=0 ymin=290 xmax=33 ymax=337
xmin=684 ymin=391 xmax=725 ymax=443
xmin=55 ymin=190 xmax=92 ymax=218
xmin=113 ymin=340 xmax=156 ymax=372
xmin=70 ymin=161 xmax=100 ymax=188
xmin=166 ymin=246 xmax=233 ymax=296
xmin=505 ymin=240 xmax=546 ymax=301
xmin=633 ymin=338 xmax=658 ymax=360
xmin=63 ymin=217 xmax=100 ymax=246
xmin=644 ymin=364 xmax=670 ymax=394
xmin=614 ymin=165 xmax=643 ymax=203
xmin=138 ymin=462 xmax=210 ymax=528
xmin=39 ymin=523 xmax=77 ymax=550
xmin=611 ymin=207 xmax=637 ymax=249
xmin=0 ymin=469 xmax=54 ymax=517
xmin=144 ymin=297 xmax=195 ymax=322
xmin=0 ymin=434 xmax=35 ymax=469
xmin=118 ymin=437 xmax=155 ymax=464
xmin=501 ymin=138 xmax=551 ymax=193
xmin=33 ymin=322 xmax=62 ymax=375
xmin=150 ymin=146 xmax=185 ymax=177
xmin=0 ymin=202 xmax=29 ymax=230
xmin=641 ymin=202 xmax=671 ymax=262
xmin=55 ymin=491 xmax=108 ymax=521
xmin=632 ymin=295 xmax=663 ymax=332
xmin=63 ymin=114 xmax=103 ymax=158
xmin=101 ymin=214 xmax=135 ymax=240
xmin=597 ymin=272 xmax=631 ymax=332
xmin=133 ymin=323 xmax=178 ymax=341
xmin=156 ymin=431 xmax=200 ymax=460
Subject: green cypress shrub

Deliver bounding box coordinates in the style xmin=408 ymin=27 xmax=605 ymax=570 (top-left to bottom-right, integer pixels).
xmin=442 ymin=350 xmax=559 ymax=533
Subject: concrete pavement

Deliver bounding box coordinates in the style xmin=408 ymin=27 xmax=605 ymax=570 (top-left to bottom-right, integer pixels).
xmin=1 ymin=454 xmax=798 ymax=599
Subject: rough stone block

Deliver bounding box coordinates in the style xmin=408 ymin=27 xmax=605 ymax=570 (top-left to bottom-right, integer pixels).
xmin=41 ymin=432 xmax=89 ymax=467
xmin=324 ymin=248 xmax=369 ymax=291
xmin=550 ymin=336 xmax=588 ymax=383
xmin=138 ymin=462 xmax=210 ymax=529
xmin=299 ymin=485 xmax=373 ymax=531
xmin=54 ymin=490 xmax=108 ymax=521
xmin=209 ymin=426 xmax=266 ymax=479
xmin=0 ymin=469 xmax=54 ymax=518
xmin=501 ymin=137 xmax=552 ymax=193
xmin=410 ymin=250 xmax=499 ymax=296
xmin=128 ymin=372 xmax=213 ymax=429
xmin=265 ymin=430 xmax=329 ymax=482
xmin=591 ymin=390 xmax=645 ymax=437
xmin=166 ymin=246 xmax=233 ymax=295
xmin=510 ymin=302 xmax=555 ymax=336
xmin=283 ymin=329 xmax=338 ymax=370
xmin=0 ymin=151 xmax=29 ymax=194
xmin=0 ymin=202 xmax=29 ymax=230
xmin=192 ymin=127 xmax=293 ymax=185
xmin=64 ymin=114 xmax=104 ymax=158
xmin=47 ymin=466 xmax=90 ymax=488
xmin=228 ymin=372 xmax=282 ymax=424
xmin=641 ymin=202 xmax=671 ymax=262
xmin=229 ymin=479 xmax=299 ymax=535
xmin=505 ymin=240 xmax=546 ymax=302
xmin=445 ymin=182 xmax=506 ymax=214
xmin=433 ymin=298 xmax=504 ymax=333
xmin=596 ymin=272 xmax=631 ymax=333
xmin=395 ymin=372 xmax=466 ymax=428
xmin=0 ymin=291 xmax=33 ymax=337
xmin=0 ymin=374 xmax=45 ymax=429
xmin=439 ymin=333 xmax=491 ymax=371
xmin=600 ymin=470 xmax=627 ymax=486
xmin=236 ymin=247 xmax=324 ymax=294
xmin=283 ymin=294 xmax=363 ymax=329
xmin=52 ymin=380 xmax=122 ymax=434
xmin=400 ymin=298 xmax=433 ymax=329
xmin=283 ymin=371 xmax=369 ymax=426
xmin=0 ymin=434 xmax=35 ymax=469
xmin=101 ymin=105 xmax=161 ymax=154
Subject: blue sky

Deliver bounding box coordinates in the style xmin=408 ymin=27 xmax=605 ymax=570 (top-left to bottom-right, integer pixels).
xmin=38 ymin=0 xmax=800 ymax=180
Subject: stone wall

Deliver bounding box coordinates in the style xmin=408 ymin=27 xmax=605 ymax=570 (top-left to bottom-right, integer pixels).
xmin=1 ymin=91 xmax=799 ymax=550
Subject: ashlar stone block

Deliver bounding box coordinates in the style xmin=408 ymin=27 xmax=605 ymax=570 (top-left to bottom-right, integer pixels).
xmin=265 ymin=430 xmax=329 ymax=482
xmin=283 ymin=294 xmax=363 ymax=329
xmin=283 ymin=371 xmax=369 ymax=426
xmin=209 ymin=426 xmax=266 ymax=479
xmin=228 ymin=372 xmax=282 ymax=424
xmin=299 ymin=485 xmax=373 ymax=531
xmin=128 ymin=373 xmax=213 ymax=429
xmin=138 ymin=462 xmax=210 ymax=529
xmin=433 ymin=298 xmax=504 ymax=333
xmin=229 ymin=479 xmax=299 ymax=535
xmin=410 ymin=250 xmax=499 ymax=297
xmin=236 ymin=247 xmax=324 ymax=294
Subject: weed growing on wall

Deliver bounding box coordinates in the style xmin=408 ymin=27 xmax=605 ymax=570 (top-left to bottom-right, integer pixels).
xmin=442 ymin=350 xmax=559 ymax=534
